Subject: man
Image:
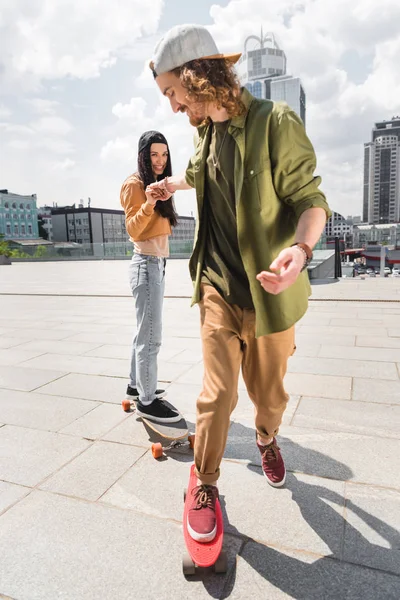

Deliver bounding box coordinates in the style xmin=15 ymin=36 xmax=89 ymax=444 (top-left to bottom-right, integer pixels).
xmin=148 ymin=24 xmax=331 ymax=543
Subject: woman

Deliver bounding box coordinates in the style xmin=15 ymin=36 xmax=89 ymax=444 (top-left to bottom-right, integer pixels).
xmin=120 ymin=130 xmax=180 ymax=423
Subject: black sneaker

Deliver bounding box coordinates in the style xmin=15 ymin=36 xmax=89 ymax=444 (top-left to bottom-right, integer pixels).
xmin=126 ymin=385 xmax=166 ymax=399
xmin=136 ymin=398 xmax=181 ymax=424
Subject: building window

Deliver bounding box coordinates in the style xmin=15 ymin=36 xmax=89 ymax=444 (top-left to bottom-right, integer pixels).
xmin=28 ymin=224 xmax=32 ymax=234
xmin=14 ymin=224 xmax=18 ymax=234
xmin=27 ymin=204 xmax=31 ymax=210
xmin=6 ymin=224 xmax=11 ymax=234
xmin=4 ymin=202 xmax=9 ymax=209
xmin=12 ymin=203 xmax=17 ymax=209
xmin=19 ymin=203 xmax=24 ymax=209
xmin=21 ymin=224 xmax=26 ymax=235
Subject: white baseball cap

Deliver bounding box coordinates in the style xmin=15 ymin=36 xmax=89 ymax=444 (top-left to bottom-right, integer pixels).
xmin=149 ymin=24 xmax=241 ymax=77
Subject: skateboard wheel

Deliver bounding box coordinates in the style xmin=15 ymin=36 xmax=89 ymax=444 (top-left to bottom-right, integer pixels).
xmin=151 ymin=442 xmax=163 ymax=459
xmin=183 ymin=487 xmax=187 ymax=502
xmin=188 ymin=434 xmax=195 ymax=449
xmin=122 ymin=399 xmax=131 ymax=412
xmin=182 ymin=552 xmax=196 ymax=576
xmin=214 ymin=551 xmax=228 ymax=574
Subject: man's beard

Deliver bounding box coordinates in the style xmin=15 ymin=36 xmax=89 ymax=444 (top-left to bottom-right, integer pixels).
xmin=180 ymin=104 xmax=205 ymax=127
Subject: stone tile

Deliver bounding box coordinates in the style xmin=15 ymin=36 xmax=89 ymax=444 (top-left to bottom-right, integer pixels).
xmin=16 ymin=339 xmax=104 ymax=356
xmin=65 ymin=332 xmax=134 ymax=345
xmin=296 ymin=333 xmax=356 ymax=347
xmin=36 ymin=373 xmax=125 ymax=403
xmin=0 ymin=366 xmax=67 ymax=392
xmin=40 ymin=441 xmax=145 ymax=501
xmin=0 ymin=389 xmax=99 ymax=431
xmin=229 ymin=543 xmax=400 ymax=600
xmin=0 ymin=481 xmax=31 ymax=515
xmin=356 ymin=336 xmax=400 ymax=349
xmin=174 ymin=363 xmax=204 ymax=386
xmin=284 ymin=372 xmax=352 ymax=399
xmin=100 ymin=451 xmax=194 ymax=520
xmin=388 ymin=329 xmax=400 ymax=338
xmin=343 ymin=484 xmax=400 ymax=575
xmin=0 ymin=337 xmax=27 ymax=349
xmin=3 ymin=328 xmax=74 ymax=341
xmin=60 ymin=403 xmax=130 ymax=439
xmin=224 ymin=424 xmax=400 ymax=488
xmin=219 ymin=461 xmax=345 ymax=558
xmin=0 ymin=425 xmax=90 ymax=486
xmin=84 ymin=344 xmax=132 ymax=360
xmin=102 ymin=413 xmax=156 ymax=447
xmin=161 ymin=382 xmax=200 ymax=420
xmin=19 ymin=353 xmax=127 ymax=377
xmin=0 ymin=490 xmax=239 ymax=600
xmin=299 ymin=325 xmax=387 ymax=337
xmin=319 ymin=345 xmax=400 ymax=363
xmin=157 ymin=360 xmax=195 ymax=383
xmin=352 ymin=378 xmax=400 ymax=404
xmin=0 ymin=347 xmax=47 ymax=366
xmin=292 ymin=397 xmax=400 ymax=439
xmin=288 ymin=355 xmax=398 ymax=380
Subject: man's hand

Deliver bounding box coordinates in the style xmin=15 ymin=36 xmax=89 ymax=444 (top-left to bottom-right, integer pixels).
xmin=145 ymin=184 xmax=171 ymax=205
xmin=256 ymin=246 xmax=305 ymax=295
xmin=148 ymin=177 xmax=174 ymax=200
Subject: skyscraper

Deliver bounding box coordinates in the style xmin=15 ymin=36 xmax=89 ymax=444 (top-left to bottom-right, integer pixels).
xmin=236 ymin=30 xmax=306 ymax=126
xmin=363 ymin=117 xmax=400 ymax=224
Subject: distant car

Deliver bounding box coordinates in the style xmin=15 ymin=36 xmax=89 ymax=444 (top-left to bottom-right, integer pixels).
xmin=393 ymin=267 xmax=400 ymax=276
xmin=358 ymin=268 xmax=366 ymax=275
xmin=369 ymin=271 xmax=376 ymax=277
xmin=366 ymin=268 xmax=373 ymax=274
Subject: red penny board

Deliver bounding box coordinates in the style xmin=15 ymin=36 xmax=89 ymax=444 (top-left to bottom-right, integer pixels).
xmin=183 ymin=464 xmax=223 ymax=568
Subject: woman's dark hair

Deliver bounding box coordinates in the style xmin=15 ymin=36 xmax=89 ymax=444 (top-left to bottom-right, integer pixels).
xmin=137 ymin=135 xmax=178 ymax=227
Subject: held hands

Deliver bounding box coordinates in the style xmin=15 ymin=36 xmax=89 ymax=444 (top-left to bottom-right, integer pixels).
xmin=146 ymin=177 xmax=174 ymax=204
xmin=256 ymin=246 xmax=305 ymax=295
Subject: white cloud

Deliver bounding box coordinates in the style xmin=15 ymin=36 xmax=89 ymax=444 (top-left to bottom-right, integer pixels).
xmin=53 ymin=158 xmax=76 ymax=170
xmin=112 ymin=97 xmax=147 ymax=121
xmin=0 ymin=0 xmax=163 ymax=91
xmin=0 ymin=104 xmax=12 ymax=119
xmin=26 ymin=98 xmax=60 ymax=115
xmin=31 ymin=116 xmax=73 ymax=136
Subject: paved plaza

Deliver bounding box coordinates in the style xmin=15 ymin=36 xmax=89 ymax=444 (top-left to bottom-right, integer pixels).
xmin=0 ymin=260 xmax=399 ymax=599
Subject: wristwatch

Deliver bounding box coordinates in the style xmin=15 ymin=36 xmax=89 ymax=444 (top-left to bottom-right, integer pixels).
xmin=291 ymin=243 xmax=313 ymax=272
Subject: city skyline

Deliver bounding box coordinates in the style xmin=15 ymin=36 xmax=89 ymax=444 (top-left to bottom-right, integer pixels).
xmin=1 ymin=0 xmax=400 ymax=219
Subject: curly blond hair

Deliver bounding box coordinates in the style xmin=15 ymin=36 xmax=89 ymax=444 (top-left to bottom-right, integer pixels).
xmin=171 ymin=59 xmax=245 ymax=122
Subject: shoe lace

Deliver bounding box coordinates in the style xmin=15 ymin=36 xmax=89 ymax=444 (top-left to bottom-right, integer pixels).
xmin=261 ymin=442 xmax=280 ymax=463
xmin=191 ymin=485 xmax=217 ymax=511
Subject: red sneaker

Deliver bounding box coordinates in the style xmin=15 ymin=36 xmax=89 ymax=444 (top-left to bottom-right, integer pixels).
xmin=256 ymin=437 xmax=286 ymax=487
xmin=187 ymin=485 xmax=219 ymax=543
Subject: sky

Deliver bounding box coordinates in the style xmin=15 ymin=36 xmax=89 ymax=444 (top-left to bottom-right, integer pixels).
xmin=1 ymin=0 xmax=400 ymax=218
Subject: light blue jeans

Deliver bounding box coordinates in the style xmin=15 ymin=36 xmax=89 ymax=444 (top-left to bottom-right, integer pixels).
xmin=128 ymin=253 xmax=166 ymax=403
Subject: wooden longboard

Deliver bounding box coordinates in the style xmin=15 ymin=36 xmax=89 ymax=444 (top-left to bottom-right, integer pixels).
xmin=140 ymin=415 xmax=188 ymax=441
xmin=182 ymin=464 xmax=225 ymax=574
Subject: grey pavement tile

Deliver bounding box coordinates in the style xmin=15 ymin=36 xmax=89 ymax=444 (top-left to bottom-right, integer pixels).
xmin=2 ymin=328 xmax=74 ymax=341
xmin=0 ymin=347 xmax=47 ymax=366
xmin=64 ymin=332 xmax=134 ymax=345
xmin=288 ymin=355 xmax=398 ymax=380
xmin=298 ymin=314 xmax=336 ymax=326
xmin=15 ymin=339 xmax=104 ymax=356
xmin=0 ymin=336 xmax=27 ymax=349
xmin=352 ymin=378 xmax=400 ymax=404
xmin=298 ymin=325 xmax=388 ymax=337
xmin=391 ymin=329 xmax=400 ymax=337
xmin=174 ymin=363 xmax=204 ymax=386
xmin=343 ymin=483 xmax=400 ymax=575
xmin=102 ymin=412 xmax=159 ymax=447
xmin=84 ymin=344 xmax=132 ymax=360
xmin=224 ymin=423 xmax=400 ymax=488
xmin=36 ymin=373 xmax=126 ymax=403
xmin=19 ymin=353 xmax=127 ymax=377
xmin=292 ymin=396 xmax=400 ymax=439
xmin=157 ymin=360 xmax=195 ymax=383
xmin=0 ymin=481 xmax=31 ymax=515
xmin=328 ymin=319 xmax=385 ymax=328
xmin=0 ymin=490 xmax=240 ymax=600
xmin=284 ymin=372 xmax=352 ymax=399
xmin=40 ymin=441 xmax=145 ymax=501
xmin=296 ymin=333 xmax=356 ymax=347
xmin=229 ymin=543 xmax=400 ymax=600
xmin=60 ymin=403 xmax=130 ymax=439
xmin=0 ymin=389 xmax=99 ymax=431
xmin=100 ymin=451 xmax=193 ymax=520
xmin=0 ymin=365 xmax=67 ymax=392
xmin=356 ymin=335 xmax=400 ymax=349
xmin=162 ymin=382 xmax=200 ymax=419
xmin=0 ymin=425 xmax=90 ymax=486
xmin=219 ymin=461 xmax=346 ymax=558
xmin=319 ymin=345 xmax=400 ymax=363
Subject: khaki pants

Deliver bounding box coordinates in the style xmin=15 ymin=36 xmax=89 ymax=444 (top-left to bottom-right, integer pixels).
xmin=195 ymin=284 xmax=295 ymax=484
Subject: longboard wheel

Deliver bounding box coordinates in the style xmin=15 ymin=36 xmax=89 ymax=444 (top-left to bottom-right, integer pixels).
xmin=182 ymin=552 xmax=196 ymax=576
xmin=188 ymin=434 xmax=195 ymax=449
xmin=214 ymin=551 xmax=228 ymax=574
xmin=122 ymin=399 xmax=131 ymax=412
xmin=151 ymin=442 xmax=163 ymax=459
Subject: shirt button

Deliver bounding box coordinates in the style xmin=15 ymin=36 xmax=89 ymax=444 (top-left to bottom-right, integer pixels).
xmin=250 ymin=169 xmax=254 ymax=175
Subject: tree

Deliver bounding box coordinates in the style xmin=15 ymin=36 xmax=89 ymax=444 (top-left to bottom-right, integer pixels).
xmin=38 ymin=218 xmax=49 ymax=240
